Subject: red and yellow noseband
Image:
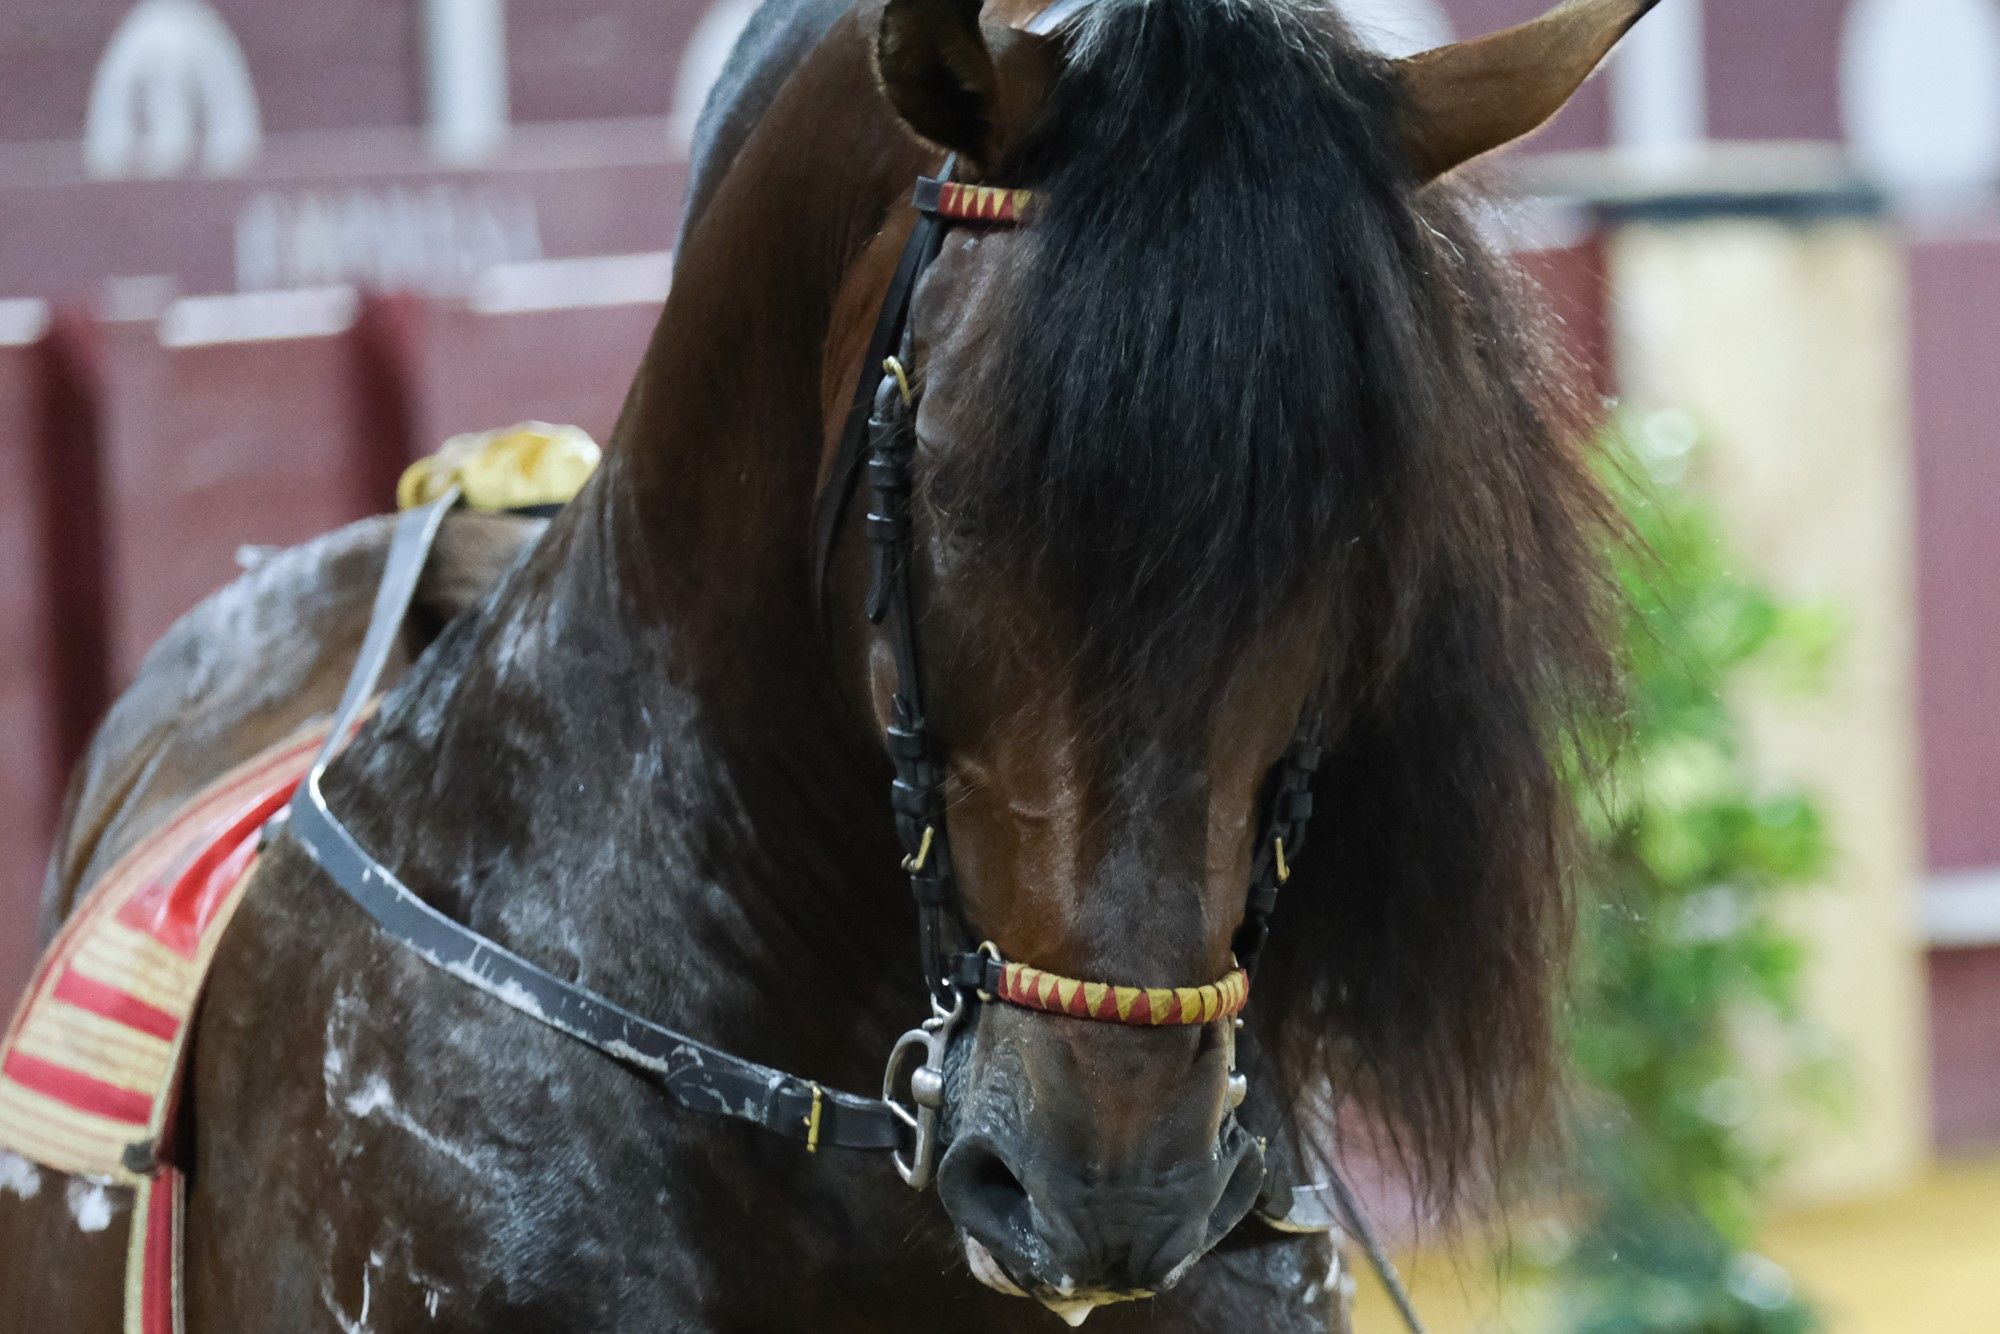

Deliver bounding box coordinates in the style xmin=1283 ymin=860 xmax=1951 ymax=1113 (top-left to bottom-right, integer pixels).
xmin=985 ymin=954 xmax=1250 ymax=1027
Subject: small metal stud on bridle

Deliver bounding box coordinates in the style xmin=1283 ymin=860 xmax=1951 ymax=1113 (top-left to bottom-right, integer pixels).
xmin=882 ymin=355 xmax=914 ymax=407
xmin=902 ymin=824 xmax=935 ymax=874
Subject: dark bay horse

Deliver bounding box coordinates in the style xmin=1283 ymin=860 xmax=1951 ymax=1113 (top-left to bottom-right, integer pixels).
xmin=1 ymin=0 xmax=1655 ymax=1327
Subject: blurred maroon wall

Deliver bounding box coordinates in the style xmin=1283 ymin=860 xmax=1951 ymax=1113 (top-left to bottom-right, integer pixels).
xmin=0 ymin=317 xmax=64 ymax=994
xmin=1907 ymin=231 xmax=2000 ymax=1149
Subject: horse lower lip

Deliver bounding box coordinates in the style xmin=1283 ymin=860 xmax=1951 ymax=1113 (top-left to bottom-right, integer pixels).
xmin=963 ymin=1236 xmax=1028 ymax=1298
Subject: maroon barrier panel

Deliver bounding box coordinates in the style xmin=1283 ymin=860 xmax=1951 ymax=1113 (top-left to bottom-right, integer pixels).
xmin=1704 ymin=0 xmax=1848 ymax=143
xmin=1907 ymin=234 xmax=2000 ymax=877
xmin=0 ymin=303 xmax=105 ymax=1004
xmin=1930 ymin=949 xmax=2000 ymax=1148
xmin=92 ymin=287 xmax=404 ymax=685
xmin=1907 ymin=231 xmax=2000 ymax=1147
xmin=0 ymin=128 xmax=686 ymax=304
xmin=0 ymin=302 xmax=75 ymax=1002
xmin=375 ymin=254 xmax=671 ymax=458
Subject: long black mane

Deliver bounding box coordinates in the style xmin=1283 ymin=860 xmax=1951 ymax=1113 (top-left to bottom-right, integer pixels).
xmin=951 ymin=0 xmax=1619 ymax=1199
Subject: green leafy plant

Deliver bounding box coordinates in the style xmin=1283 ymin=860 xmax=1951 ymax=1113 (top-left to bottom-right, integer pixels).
xmin=1534 ymin=412 xmax=1844 ymax=1332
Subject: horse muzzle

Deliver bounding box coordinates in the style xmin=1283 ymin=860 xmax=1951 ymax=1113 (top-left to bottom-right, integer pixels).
xmin=925 ymin=1001 xmax=1266 ymax=1312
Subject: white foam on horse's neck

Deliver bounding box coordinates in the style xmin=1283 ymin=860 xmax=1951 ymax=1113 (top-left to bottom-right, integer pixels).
xmin=65 ymin=1178 xmax=115 ymax=1233
xmin=0 ymin=1151 xmax=43 ymax=1201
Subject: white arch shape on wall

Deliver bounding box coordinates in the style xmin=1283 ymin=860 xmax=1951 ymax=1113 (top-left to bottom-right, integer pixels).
xmin=85 ymin=0 xmax=262 ymax=179
xmin=1334 ymin=0 xmax=1453 ymax=58
xmin=1843 ymin=0 xmax=2000 ymax=195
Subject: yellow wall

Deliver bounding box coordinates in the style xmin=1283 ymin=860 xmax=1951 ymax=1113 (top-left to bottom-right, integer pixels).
xmin=1352 ymin=1161 xmax=2000 ymax=1332
xmin=1609 ymin=220 xmax=1930 ymax=1201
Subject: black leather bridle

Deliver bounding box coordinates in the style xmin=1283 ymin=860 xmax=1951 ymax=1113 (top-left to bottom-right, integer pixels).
xmin=811 ymin=156 xmax=1426 ymax=1329
xmin=816 ymin=155 xmax=1324 ymax=994
xmin=807 ymin=153 xmax=1330 ymax=1188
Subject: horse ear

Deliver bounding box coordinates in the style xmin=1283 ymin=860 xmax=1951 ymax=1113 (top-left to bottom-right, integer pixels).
xmin=873 ymin=0 xmax=1059 ymax=170
xmin=1394 ymin=0 xmax=1662 ymax=182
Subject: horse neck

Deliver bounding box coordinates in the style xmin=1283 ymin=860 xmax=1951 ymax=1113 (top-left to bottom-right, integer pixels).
xmin=363 ymin=29 xmax=933 ymax=1089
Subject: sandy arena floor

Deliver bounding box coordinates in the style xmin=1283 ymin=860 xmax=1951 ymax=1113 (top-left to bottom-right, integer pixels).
xmin=1349 ymin=1157 xmax=2000 ymax=1332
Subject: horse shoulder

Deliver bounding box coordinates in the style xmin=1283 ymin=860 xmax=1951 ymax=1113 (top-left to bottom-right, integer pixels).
xmin=37 ymin=511 xmax=541 ymax=939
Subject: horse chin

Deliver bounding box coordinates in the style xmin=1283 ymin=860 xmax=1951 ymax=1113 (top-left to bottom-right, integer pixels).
xmin=961 ymin=1236 xmax=1147 ymax=1326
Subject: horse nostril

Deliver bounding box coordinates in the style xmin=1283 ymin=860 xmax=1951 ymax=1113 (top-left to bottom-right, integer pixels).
xmin=951 ymin=1141 xmax=1035 ymax=1241
xmin=939 ymin=1139 xmax=1056 ymax=1295
xmin=940 ymin=1129 xmax=1262 ymax=1297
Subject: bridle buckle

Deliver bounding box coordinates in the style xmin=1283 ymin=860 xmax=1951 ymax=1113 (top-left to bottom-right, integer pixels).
xmin=881 ymin=989 xmax=966 ymax=1190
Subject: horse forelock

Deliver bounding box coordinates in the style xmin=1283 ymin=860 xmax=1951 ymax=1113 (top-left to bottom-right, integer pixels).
xmin=947 ymin=0 xmax=1422 ymax=682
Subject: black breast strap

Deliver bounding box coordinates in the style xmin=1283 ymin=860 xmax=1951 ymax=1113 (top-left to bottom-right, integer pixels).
xmin=285 ymin=494 xmax=902 ymax=1153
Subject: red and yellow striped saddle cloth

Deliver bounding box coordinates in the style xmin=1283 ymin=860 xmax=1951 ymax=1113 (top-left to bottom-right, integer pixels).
xmin=0 ymin=722 xmax=328 ymax=1334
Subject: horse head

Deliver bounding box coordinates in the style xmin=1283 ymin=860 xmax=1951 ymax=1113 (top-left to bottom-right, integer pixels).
xmin=810 ymin=0 xmax=1656 ymax=1314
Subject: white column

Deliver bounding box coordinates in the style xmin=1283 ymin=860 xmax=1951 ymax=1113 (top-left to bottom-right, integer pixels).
xmin=425 ymin=0 xmax=511 ymax=164
xmin=1612 ymin=0 xmax=1707 ymax=165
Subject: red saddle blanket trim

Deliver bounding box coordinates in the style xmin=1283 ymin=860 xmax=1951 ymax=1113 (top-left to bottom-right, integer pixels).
xmin=49 ymin=969 xmax=181 ymax=1043
xmin=0 ymin=723 xmax=329 ymax=1334
xmin=127 ymin=1166 xmax=185 ymax=1334
xmin=0 ymin=1050 xmax=156 ymax=1126
xmin=113 ymin=778 xmax=291 ymax=961
xmin=0 ymin=723 xmax=328 ymax=1180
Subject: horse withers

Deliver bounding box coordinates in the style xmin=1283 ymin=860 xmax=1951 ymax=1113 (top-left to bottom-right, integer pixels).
xmin=1 ymin=0 xmax=1656 ymax=1328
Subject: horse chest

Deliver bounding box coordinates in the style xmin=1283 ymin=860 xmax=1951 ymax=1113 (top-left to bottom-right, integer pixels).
xmin=188 ymin=900 xmax=1346 ymax=1332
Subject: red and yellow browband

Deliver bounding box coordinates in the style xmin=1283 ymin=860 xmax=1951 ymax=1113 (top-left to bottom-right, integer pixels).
xmin=989 ymin=957 xmax=1250 ymax=1027
xmin=916 ymin=176 xmax=1035 ymax=225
